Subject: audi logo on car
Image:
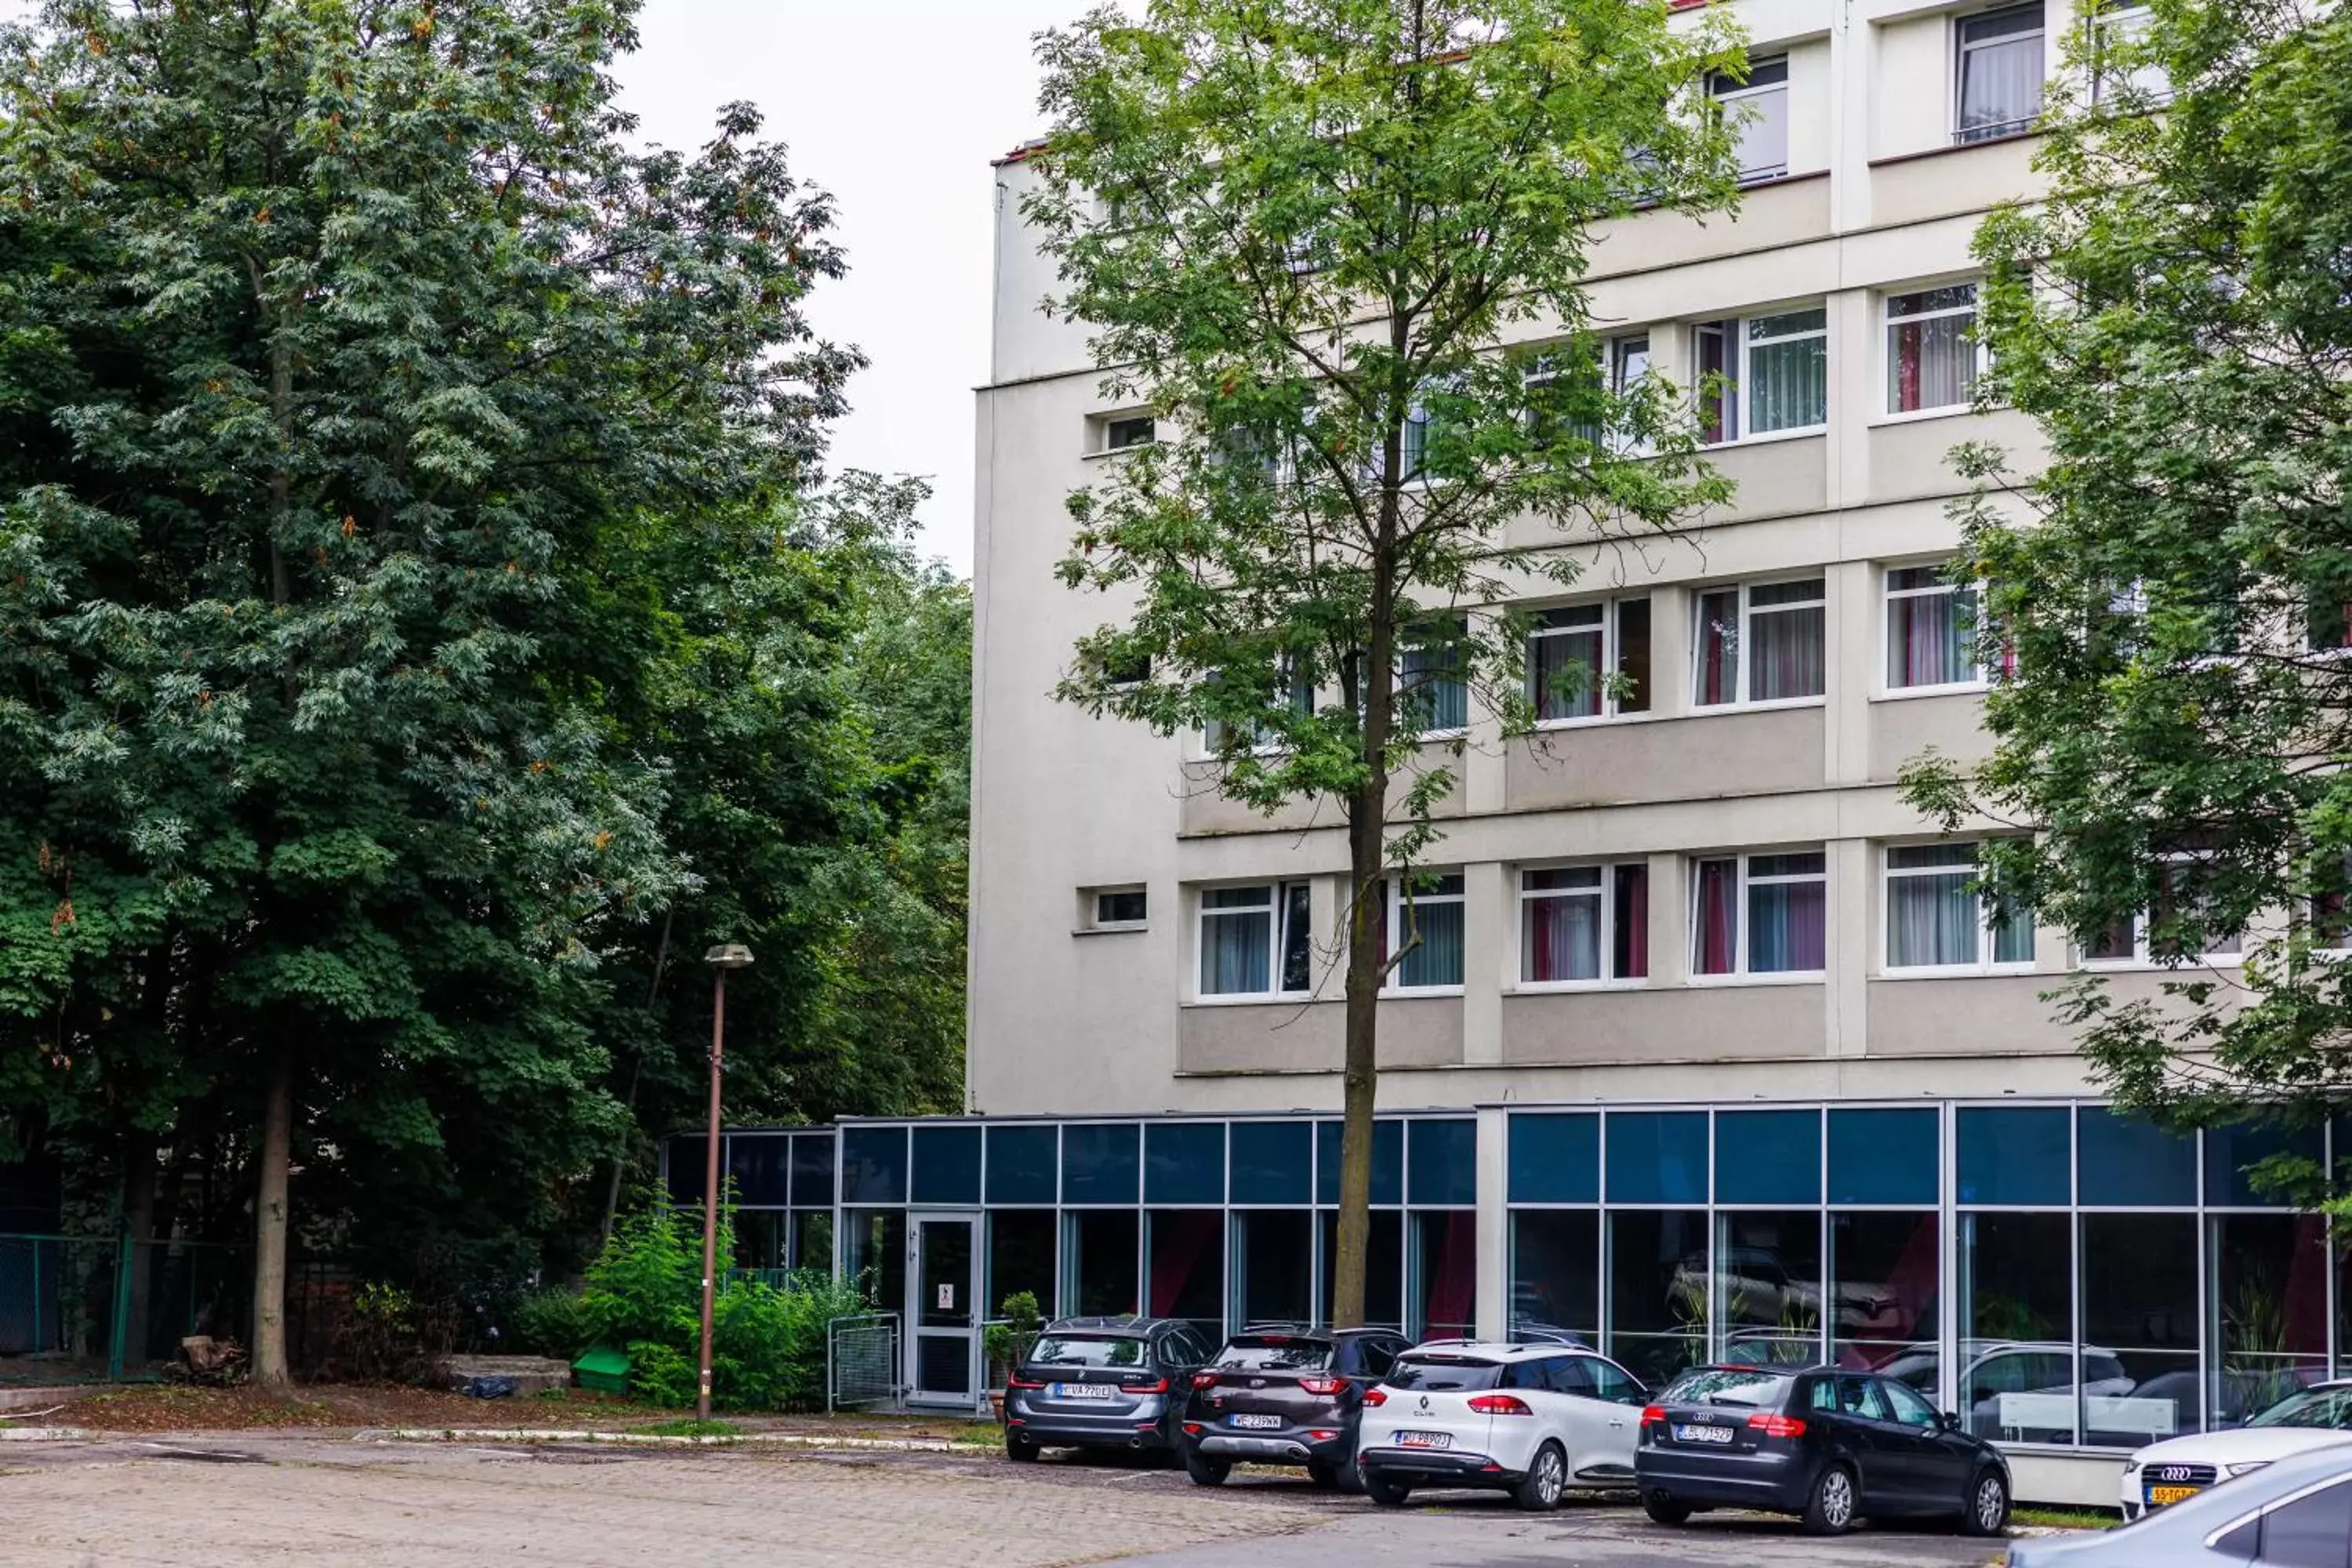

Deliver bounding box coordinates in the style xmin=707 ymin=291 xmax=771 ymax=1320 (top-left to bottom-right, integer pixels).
xmin=2159 ymin=1467 xmax=2194 ymax=1483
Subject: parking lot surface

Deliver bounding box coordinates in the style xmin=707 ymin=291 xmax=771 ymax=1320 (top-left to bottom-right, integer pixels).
xmin=0 ymin=1432 xmax=2013 ymax=1566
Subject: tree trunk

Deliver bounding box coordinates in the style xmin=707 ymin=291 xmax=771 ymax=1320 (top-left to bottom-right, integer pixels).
xmin=250 ymin=1055 xmax=293 ymax=1392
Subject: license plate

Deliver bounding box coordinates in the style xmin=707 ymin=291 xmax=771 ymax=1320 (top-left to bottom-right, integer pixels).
xmin=2147 ymin=1484 xmax=2200 ymax=1508
xmin=1674 ymin=1424 xmax=1736 ymax=1445
xmin=1229 ymin=1413 xmax=1282 ymax=1430
xmin=1396 ymin=1431 xmax=1453 ymax=1450
xmin=1053 ymin=1382 xmax=1116 ymax=1401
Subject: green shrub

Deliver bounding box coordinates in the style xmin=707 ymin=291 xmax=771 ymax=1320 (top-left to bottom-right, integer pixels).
xmin=512 ymin=1288 xmax=596 ymax=1362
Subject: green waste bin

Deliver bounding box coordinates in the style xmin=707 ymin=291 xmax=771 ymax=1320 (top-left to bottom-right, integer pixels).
xmin=572 ymin=1346 xmax=630 ymax=1396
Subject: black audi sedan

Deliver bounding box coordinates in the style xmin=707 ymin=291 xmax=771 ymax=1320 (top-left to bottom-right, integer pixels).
xmin=1178 ymin=1325 xmax=1414 ymax=1489
xmin=1004 ymin=1316 xmax=1214 ymax=1463
xmin=1635 ymin=1364 xmax=2012 ymax=1537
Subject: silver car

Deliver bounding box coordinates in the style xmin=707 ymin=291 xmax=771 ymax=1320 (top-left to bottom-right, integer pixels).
xmin=2010 ymin=1446 xmax=2352 ymax=1566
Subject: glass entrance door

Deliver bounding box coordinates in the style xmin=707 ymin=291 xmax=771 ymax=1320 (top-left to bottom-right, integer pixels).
xmin=908 ymin=1214 xmax=979 ymax=1406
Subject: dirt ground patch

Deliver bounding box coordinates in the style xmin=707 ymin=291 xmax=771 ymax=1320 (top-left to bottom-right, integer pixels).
xmin=56 ymin=1382 xmax=666 ymax=1434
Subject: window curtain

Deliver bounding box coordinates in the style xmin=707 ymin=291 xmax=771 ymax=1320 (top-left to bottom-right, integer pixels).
xmin=1959 ymin=31 xmax=2043 ymax=141
xmin=1889 ymin=312 xmax=1976 ymax=413
xmin=1749 ymin=874 xmax=1826 ymax=972
xmin=1533 ymin=621 xmax=1603 ymax=720
xmin=1203 ymin=907 xmax=1271 ymax=993
xmin=1697 ymin=590 xmax=1740 ymax=705
xmin=1889 ymin=869 xmax=1980 ymax=966
xmin=1746 ymin=319 xmax=1827 ymax=433
xmin=1889 ymin=585 xmax=1972 ymax=687
xmin=1748 ymin=582 xmax=1826 ymax=701
xmin=1694 ymin=859 xmax=1740 ymax=974
xmin=1404 ymin=643 xmax=1468 ymax=731
xmin=1280 ymin=883 xmax=1313 ymax=992
xmin=1527 ymin=889 xmax=1602 ymax=982
xmin=1399 ymin=898 xmax=1466 ymax=987
xmin=1613 ymin=864 xmax=1650 ymax=978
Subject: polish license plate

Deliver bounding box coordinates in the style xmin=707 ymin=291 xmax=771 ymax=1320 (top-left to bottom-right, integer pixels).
xmin=2147 ymin=1484 xmax=2201 ymax=1508
xmin=1396 ymin=1430 xmax=1453 ymax=1450
xmin=1229 ymin=1413 xmax=1282 ymax=1430
xmin=1053 ymin=1382 xmax=1116 ymax=1401
xmin=1674 ymin=1424 xmax=1736 ymax=1445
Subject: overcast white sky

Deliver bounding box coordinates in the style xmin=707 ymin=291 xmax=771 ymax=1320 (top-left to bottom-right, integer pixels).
xmin=617 ymin=2 xmax=1088 ymax=575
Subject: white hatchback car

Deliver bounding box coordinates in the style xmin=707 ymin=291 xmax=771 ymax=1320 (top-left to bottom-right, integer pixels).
xmin=2118 ymin=1381 xmax=2352 ymax=1519
xmin=1356 ymin=1340 xmax=1650 ymax=1510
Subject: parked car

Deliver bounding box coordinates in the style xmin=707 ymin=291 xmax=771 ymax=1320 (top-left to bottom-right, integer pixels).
xmin=1178 ymin=1325 xmax=1412 ymax=1489
xmin=1355 ymin=1341 xmax=1650 ymax=1511
xmin=1879 ymin=1339 xmax=2136 ymax=1443
xmin=2011 ymin=1444 xmax=2352 ymax=1566
xmin=2120 ymin=1381 xmax=2352 ymax=1520
xmin=1004 ymin=1316 xmax=1214 ymax=1463
xmin=1635 ymin=1363 xmax=2011 ymax=1537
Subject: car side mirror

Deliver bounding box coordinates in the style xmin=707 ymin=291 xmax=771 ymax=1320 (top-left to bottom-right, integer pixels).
xmin=1938 ymin=1411 xmax=1962 ymax=1430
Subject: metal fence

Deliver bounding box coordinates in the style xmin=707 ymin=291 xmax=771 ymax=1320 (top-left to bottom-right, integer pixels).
xmin=826 ymin=1312 xmax=900 ymax=1412
xmin=0 ymin=1234 xmax=249 ymax=1384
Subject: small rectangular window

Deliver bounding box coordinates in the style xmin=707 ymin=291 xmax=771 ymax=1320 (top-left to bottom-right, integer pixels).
xmin=2090 ymin=3 xmax=2169 ymax=105
xmin=1379 ymin=873 xmax=1466 ymax=990
xmin=1200 ymin=882 xmax=1313 ymax=997
xmin=1956 ymin=4 xmax=2046 ymax=145
xmin=1709 ymin=55 xmax=1790 ymax=183
xmin=2081 ymin=854 xmax=2241 ymax=967
xmin=1521 ymin=863 xmax=1649 ymax=984
xmin=1886 ymin=564 xmax=1993 ymax=689
xmin=1693 ymin=308 xmax=1828 ymax=444
xmin=1884 ymin=843 xmax=2034 ymax=971
xmin=1693 ymin=851 xmax=1826 ymax=977
xmin=1401 ymin=627 xmax=1468 ymax=735
xmin=1886 ymin=285 xmax=1981 ymax=414
xmin=1695 ymin=579 xmax=1826 ymax=707
xmin=1103 ymin=414 xmax=1156 ymax=451
xmin=1094 ymin=887 xmax=1148 ymax=927
xmin=1528 ymin=597 xmax=1650 ymax=723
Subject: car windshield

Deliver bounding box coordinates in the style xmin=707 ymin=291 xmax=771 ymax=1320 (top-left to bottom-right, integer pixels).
xmin=2251 ymin=1388 xmax=2352 ymax=1430
xmin=1214 ymin=1338 xmax=1336 ymax=1372
xmin=1029 ymin=1335 xmax=1147 ymax=1369
xmin=1382 ymin=1355 xmax=1504 ymax=1392
xmin=1663 ymin=1368 xmax=1792 ymax=1409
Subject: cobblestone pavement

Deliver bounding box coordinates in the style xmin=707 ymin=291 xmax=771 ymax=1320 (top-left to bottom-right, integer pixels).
xmin=0 ymin=1432 xmax=2013 ymax=1567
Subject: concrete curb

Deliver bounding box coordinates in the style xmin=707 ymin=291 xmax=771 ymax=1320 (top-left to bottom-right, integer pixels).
xmin=0 ymin=1427 xmax=92 ymax=1442
xmin=353 ymin=1428 xmax=975 ymax=1454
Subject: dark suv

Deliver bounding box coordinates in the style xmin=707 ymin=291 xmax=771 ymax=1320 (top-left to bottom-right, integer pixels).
xmin=1635 ymin=1364 xmax=2012 ymax=1537
xmin=1178 ymin=1326 xmax=1414 ymax=1490
xmin=1004 ymin=1316 xmax=1214 ymax=1463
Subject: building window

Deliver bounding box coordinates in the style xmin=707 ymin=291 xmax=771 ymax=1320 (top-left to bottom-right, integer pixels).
xmin=1528 ymin=334 xmax=1653 ymax=453
xmin=1099 ymin=413 xmax=1156 ymax=451
xmin=1692 ymin=851 xmax=1827 ymax=977
xmin=1203 ymin=657 xmax=1315 ymax=754
xmin=1091 ymin=887 xmax=1148 ymax=928
xmin=2308 ymin=589 xmax=2352 ymax=654
xmin=1710 ymin=55 xmax=1789 ymax=184
xmin=1694 ymin=308 xmax=1828 ymax=444
xmin=1886 ymin=285 xmax=1981 ymax=415
xmin=2091 ymin=2 xmax=2168 ymax=105
xmin=1956 ymin=4 xmax=2045 ymax=145
xmin=1694 ymin=578 xmax=1827 ymax=706
xmin=1529 ymin=598 xmax=1650 ymax=722
xmin=1379 ymin=873 xmax=1466 ymax=990
xmin=1884 ymin=844 xmax=2034 ymax=971
xmin=2083 ymin=855 xmax=2243 ymax=967
xmin=1521 ymin=864 xmax=1649 ymax=985
xmin=1401 ymin=630 xmax=1468 ymax=735
xmin=1200 ymin=882 xmax=1313 ymax=996
xmin=1886 ymin=565 xmax=1991 ymax=690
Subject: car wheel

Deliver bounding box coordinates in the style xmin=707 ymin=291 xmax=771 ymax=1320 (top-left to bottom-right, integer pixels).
xmin=1362 ymin=1469 xmax=1411 ymax=1508
xmin=1005 ymin=1432 xmax=1040 ymax=1464
xmin=1803 ymin=1464 xmax=1859 ymax=1536
xmin=1960 ymin=1468 xmax=2010 ymax=1537
xmin=1183 ymin=1448 xmax=1231 ymax=1487
xmin=1513 ymin=1442 xmax=1567 ymax=1512
xmin=1642 ymin=1490 xmax=1693 ymax=1526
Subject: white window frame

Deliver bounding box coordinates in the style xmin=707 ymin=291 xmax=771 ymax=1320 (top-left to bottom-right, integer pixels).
xmin=2089 ymin=2 xmax=2169 ymax=107
xmin=1381 ymin=873 xmax=1467 ymax=994
xmin=1709 ymin=55 xmax=1791 ymax=185
xmin=1525 ymin=333 xmax=1653 ymax=456
xmin=1882 ymin=562 xmax=1992 ymax=696
xmin=1529 ymin=597 xmax=1650 ymax=727
xmin=1400 ymin=626 xmax=1469 ymax=740
xmin=1088 ymin=411 xmax=1158 ymax=456
xmin=1088 ymin=885 xmax=1149 ymax=932
xmin=2079 ymin=855 xmax=2245 ymax=970
xmin=1201 ymin=657 xmax=1316 ymax=758
xmin=1196 ymin=880 xmax=1315 ymax=1000
xmin=1879 ymin=284 xmax=1985 ymax=421
xmin=1954 ymin=2 xmax=2047 ymax=147
xmin=1516 ymin=862 xmax=1649 ymax=990
xmin=1687 ymin=849 xmax=1829 ymax=982
xmin=1691 ymin=575 xmax=1828 ymax=710
xmin=1693 ymin=307 xmax=1829 ymax=446
xmin=1880 ymin=843 xmax=2036 ymax=975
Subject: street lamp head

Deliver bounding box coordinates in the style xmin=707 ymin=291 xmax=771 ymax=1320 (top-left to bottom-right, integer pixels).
xmin=704 ymin=943 xmax=754 ymax=969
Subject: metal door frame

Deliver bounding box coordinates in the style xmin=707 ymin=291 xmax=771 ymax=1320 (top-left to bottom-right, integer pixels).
xmin=906 ymin=1210 xmax=983 ymax=1410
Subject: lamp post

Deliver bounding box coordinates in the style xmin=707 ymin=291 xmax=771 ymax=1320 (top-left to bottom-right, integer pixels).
xmin=698 ymin=942 xmax=754 ymax=1423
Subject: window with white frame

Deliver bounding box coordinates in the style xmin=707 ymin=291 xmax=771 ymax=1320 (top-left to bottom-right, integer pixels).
xmin=2083 ymin=855 xmax=2242 ymax=966
xmin=1886 ymin=565 xmax=1994 ymax=690
xmin=1200 ymin=882 xmax=1314 ymax=996
xmin=1377 ymin=873 xmax=1466 ymax=989
xmin=1692 ymin=851 xmax=1827 ymax=977
xmin=1710 ymin=55 xmax=1790 ymax=184
xmin=1088 ymin=886 xmax=1149 ymax=929
xmin=1203 ymin=657 xmax=1316 ymax=754
xmin=1530 ymin=598 xmax=1651 ymax=722
xmin=1886 ymin=285 xmax=1981 ymax=415
xmin=2308 ymin=588 xmax=2352 ymax=655
xmin=1528 ymin=334 xmax=1653 ymax=452
xmin=1694 ymin=308 xmax=1828 ymax=444
xmin=1956 ymin=4 xmax=2046 ymax=145
xmin=1885 ymin=844 xmax=2034 ymax=970
xmin=2091 ymin=2 xmax=2168 ymax=105
xmin=1400 ymin=626 xmax=1468 ymax=735
xmin=1695 ymin=578 xmax=1826 ymax=706
xmin=1522 ymin=864 xmax=1650 ymax=984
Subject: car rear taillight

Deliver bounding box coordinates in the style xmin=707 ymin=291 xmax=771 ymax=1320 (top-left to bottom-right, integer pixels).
xmin=1298 ymin=1376 xmax=1349 ymax=1397
xmin=1639 ymin=1405 xmax=1665 ymax=1425
xmin=1747 ymin=1412 xmax=1806 ymax=1439
xmin=1363 ymin=1387 xmax=1388 ymax=1407
xmin=1467 ymin=1394 xmax=1532 ymax=1416
xmin=1308 ymin=1429 xmax=1339 ymax=1442
xmin=1127 ymin=1377 xmax=1170 ymax=1395
xmin=1181 ymin=1422 xmax=1203 ymax=1436
xmin=1007 ymin=1375 xmax=1047 ymax=1390
xmin=1189 ymin=1372 xmax=1220 ymax=1390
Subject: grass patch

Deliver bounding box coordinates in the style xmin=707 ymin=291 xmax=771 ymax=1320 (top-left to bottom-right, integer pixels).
xmin=2014 ymin=1504 xmax=2122 ymax=1530
xmin=636 ymin=1418 xmax=742 ymax=1439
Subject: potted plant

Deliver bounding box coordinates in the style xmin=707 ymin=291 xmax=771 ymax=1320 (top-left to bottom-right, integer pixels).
xmin=982 ymin=1290 xmax=1043 ymax=1423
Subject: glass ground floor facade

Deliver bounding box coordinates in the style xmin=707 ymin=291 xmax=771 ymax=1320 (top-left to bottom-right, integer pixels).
xmin=670 ymin=1099 xmax=2347 ymax=1465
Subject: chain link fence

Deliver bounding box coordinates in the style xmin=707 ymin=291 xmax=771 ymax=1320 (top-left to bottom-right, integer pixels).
xmin=827 ymin=1312 xmax=901 ymax=1411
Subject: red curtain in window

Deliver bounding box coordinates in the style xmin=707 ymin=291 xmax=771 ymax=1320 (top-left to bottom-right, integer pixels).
xmin=1148 ymin=1211 xmax=1219 ymax=1319
xmin=1615 ymin=865 xmax=1650 ymax=978
xmin=1695 ymin=859 xmax=1738 ymax=974
xmin=1421 ymin=1211 xmax=1477 ymax=1340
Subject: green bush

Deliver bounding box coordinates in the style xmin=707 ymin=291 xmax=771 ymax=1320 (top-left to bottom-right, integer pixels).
xmin=579 ymin=1200 xmax=869 ymax=1412
xmin=512 ymin=1288 xmax=596 ymax=1362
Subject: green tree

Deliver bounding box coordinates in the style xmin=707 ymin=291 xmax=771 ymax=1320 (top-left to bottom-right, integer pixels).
xmin=1903 ymin=0 xmax=2352 ymax=1199
xmin=1032 ymin=0 xmax=1742 ymax=1323
xmin=0 ymin=0 xmax=856 ymax=1385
